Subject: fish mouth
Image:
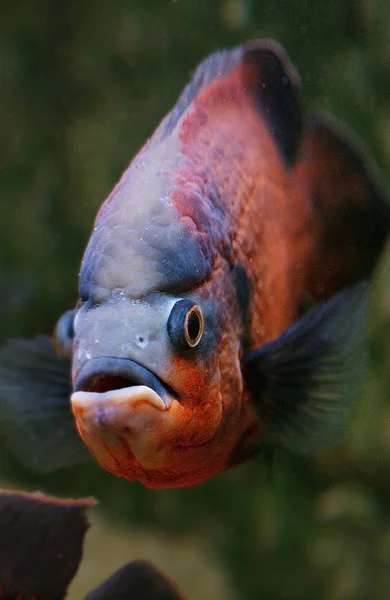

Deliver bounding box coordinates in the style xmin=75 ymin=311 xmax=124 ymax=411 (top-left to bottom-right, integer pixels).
xmin=70 ymin=357 xmax=178 ymax=475
xmin=72 ymin=357 xmax=173 ymax=410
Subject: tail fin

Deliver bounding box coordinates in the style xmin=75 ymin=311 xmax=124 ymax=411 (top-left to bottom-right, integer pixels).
xmin=0 ymin=490 xmax=94 ymax=599
xmin=85 ymin=560 xmax=187 ymax=600
xmin=298 ymin=114 xmax=390 ymax=300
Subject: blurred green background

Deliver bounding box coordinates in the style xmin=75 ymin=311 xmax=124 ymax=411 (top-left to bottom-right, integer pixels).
xmin=0 ymin=1 xmax=390 ymax=598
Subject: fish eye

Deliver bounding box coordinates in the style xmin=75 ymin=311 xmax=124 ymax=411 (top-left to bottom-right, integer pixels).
xmin=167 ymin=300 xmax=204 ymax=350
xmin=52 ymin=309 xmax=76 ymax=360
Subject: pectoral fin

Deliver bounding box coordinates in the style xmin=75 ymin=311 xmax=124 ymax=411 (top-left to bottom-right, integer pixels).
xmin=244 ymin=280 xmax=369 ymax=454
xmin=0 ymin=335 xmax=90 ymax=472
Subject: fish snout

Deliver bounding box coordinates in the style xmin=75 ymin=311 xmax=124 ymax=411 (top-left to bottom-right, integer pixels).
xmin=70 ymin=357 xmax=175 ymax=474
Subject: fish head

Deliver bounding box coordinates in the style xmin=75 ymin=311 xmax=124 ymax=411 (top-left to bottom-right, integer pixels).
xmin=70 ymin=265 xmax=250 ymax=489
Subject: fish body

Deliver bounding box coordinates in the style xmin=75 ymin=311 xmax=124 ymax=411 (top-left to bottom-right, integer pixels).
xmin=0 ymin=40 xmax=388 ymax=489
xmin=71 ymin=42 xmax=314 ymax=487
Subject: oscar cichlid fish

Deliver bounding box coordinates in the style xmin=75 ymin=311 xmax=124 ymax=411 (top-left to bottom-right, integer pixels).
xmin=0 ymin=40 xmax=389 ymax=489
xmin=0 ymin=490 xmax=186 ymax=599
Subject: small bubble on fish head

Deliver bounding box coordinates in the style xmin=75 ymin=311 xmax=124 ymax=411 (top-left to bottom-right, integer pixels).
xmin=136 ymin=335 xmax=149 ymax=349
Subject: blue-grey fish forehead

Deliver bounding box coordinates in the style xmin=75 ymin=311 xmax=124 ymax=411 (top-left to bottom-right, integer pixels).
xmin=79 ymin=131 xmax=220 ymax=302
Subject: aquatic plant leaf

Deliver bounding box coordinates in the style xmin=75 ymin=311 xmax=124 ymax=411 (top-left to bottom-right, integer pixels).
xmin=0 ymin=490 xmax=95 ymax=600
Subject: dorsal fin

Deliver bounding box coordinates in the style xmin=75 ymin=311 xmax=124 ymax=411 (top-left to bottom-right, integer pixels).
xmin=164 ymin=46 xmax=243 ymax=134
xmin=164 ymin=40 xmax=303 ymax=165
xmin=241 ymin=41 xmax=302 ymax=164
xmin=298 ymin=113 xmax=390 ymax=300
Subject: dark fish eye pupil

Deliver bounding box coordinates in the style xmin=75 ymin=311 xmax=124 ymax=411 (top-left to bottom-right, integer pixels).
xmin=187 ymin=312 xmax=200 ymax=341
xmin=185 ymin=307 xmax=203 ymax=345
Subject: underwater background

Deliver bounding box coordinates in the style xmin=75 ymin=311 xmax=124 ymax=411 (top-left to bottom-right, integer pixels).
xmin=0 ymin=1 xmax=390 ymax=598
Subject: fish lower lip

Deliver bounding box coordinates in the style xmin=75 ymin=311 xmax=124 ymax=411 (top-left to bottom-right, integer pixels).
xmin=73 ymin=357 xmax=172 ymax=408
xmin=71 ymin=385 xmax=166 ymax=412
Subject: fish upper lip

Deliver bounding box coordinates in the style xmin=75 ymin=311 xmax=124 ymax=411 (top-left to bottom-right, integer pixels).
xmin=73 ymin=357 xmax=174 ymax=408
